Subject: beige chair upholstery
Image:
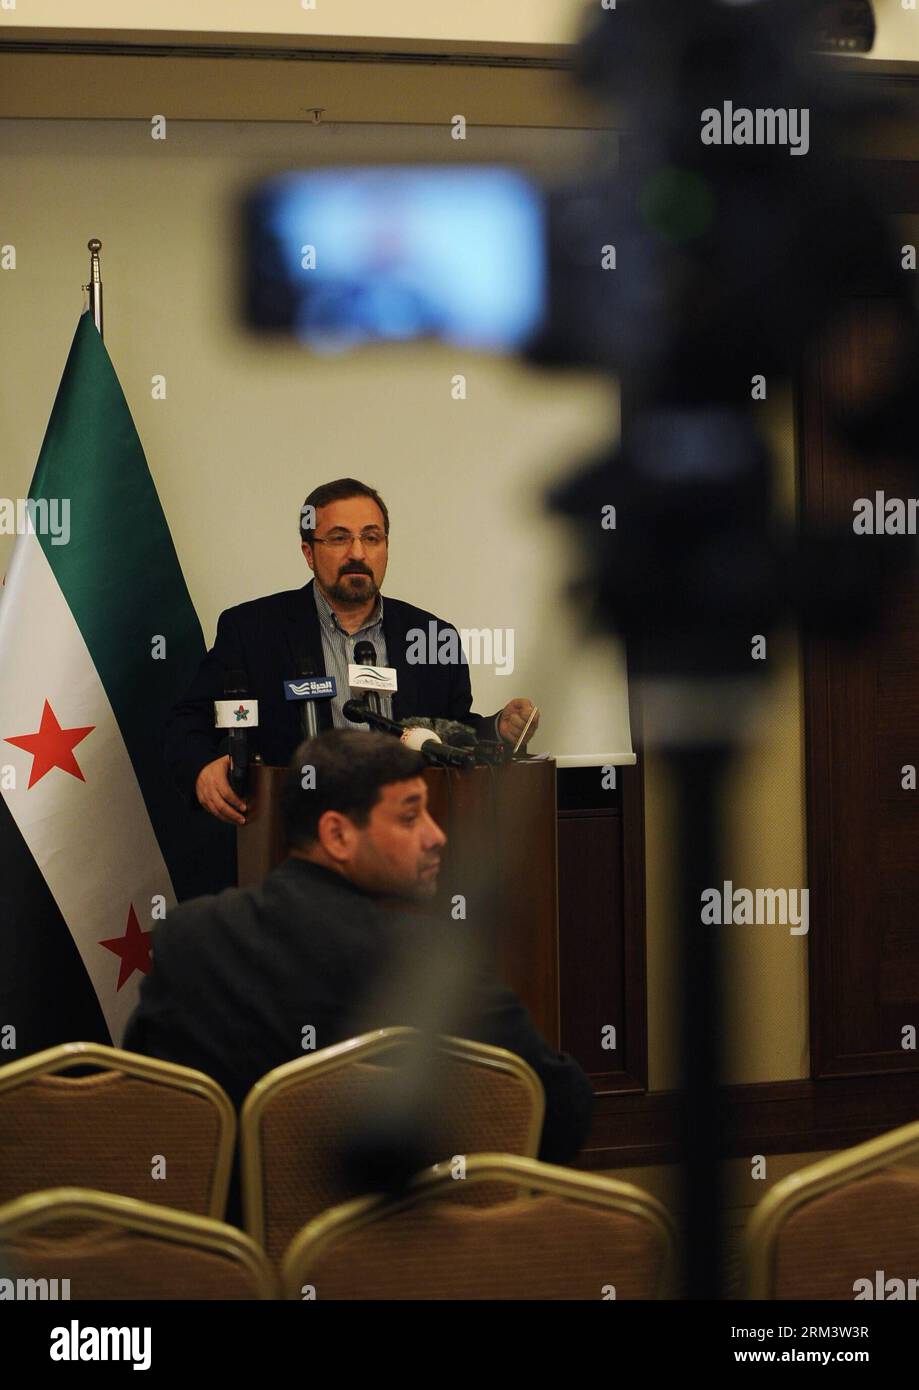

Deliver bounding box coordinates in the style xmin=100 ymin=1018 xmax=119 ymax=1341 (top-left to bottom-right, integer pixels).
xmin=241 ymin=1027 xmax=545 ymax=1266
xmin=745 ymin=1119 xmax=919 ymax=1299
xmin=0 ymin=1042 xmax=235 ymax=1220
xmin=0 ymin=1187 xmax=276 ymax=1300
xmin=281 ymin=1153 xmax=675 ymax=1300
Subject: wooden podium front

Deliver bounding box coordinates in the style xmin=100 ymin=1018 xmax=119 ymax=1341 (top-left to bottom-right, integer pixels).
xmin=237 ymin=759 xmax=559 ymax=1046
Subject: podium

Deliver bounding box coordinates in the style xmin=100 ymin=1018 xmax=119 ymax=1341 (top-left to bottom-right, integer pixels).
xmin=237 ymin=759 xmax=560 ymax=1046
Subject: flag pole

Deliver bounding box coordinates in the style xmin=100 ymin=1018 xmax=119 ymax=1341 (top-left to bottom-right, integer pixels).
xmin=84 ymin=238 xmax=103 ymax=340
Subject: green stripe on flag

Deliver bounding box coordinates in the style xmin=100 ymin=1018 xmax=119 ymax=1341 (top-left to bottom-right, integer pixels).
xmin=28 ymin=312 xmax=232 ymax=897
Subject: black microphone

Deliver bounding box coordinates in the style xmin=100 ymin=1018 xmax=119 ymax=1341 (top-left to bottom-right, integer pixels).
xmin=342 ymin=698 xmax=401 ymax=733
xmin=353 ymin=639 xmax=383 ymax=716
xmin=298 ymin=655 xmax=319 ymax=739
xmin=223 ymin=669 xmax=250 ymax=795
xmin=284 ymin=654 xmax=338 ymax=744
xmin=342 ymin=700 xmax=473 ymax=767
xmin=434 ymin=719 xmax=476 ymax=751
xmin=403 ymin=716 xmax=505 ymax=766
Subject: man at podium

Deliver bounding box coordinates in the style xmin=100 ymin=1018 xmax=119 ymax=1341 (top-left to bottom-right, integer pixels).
xmin=164 ymin=477 xmax=539 ymax=825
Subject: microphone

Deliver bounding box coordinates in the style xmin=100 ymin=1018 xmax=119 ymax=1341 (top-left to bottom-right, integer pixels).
xmin=433 ymin=721 xmax=504 ymax=765
xmin=342 ymin=700 xmax=473 ymax=767
xmin=404 ymin=717 xmax=477 ymax=750
xmin=353 ymin=640 xmax=383 ymax=715
xmin=303 ymin=693 xmax=318 ymax=741
xmin=434 ymin=719 xmax=477 ymax=751
xmin=402 ymin=716 xmax=505 ymax=766
xmin=284 ymin=654 xmax=337 ymax=741
xmin=214 ymin=669 xmax=259 ymax=795
xmin=348 ymin=642 xmax=398 ymax=721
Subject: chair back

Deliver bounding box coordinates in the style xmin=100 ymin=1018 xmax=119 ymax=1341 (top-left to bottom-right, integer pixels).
xmin=281 ymin=1153 xmax=675 ymax=1299
xmin=0 ymin=1042 xmax=235 ymax=1219
xmin=241 ymin=1027 xmax=544 ymax=1265
xmin=745 ymin=1120 xmax=919 ymax=1298
xmin=0 ymin=1187 xmax=276 ymax=1300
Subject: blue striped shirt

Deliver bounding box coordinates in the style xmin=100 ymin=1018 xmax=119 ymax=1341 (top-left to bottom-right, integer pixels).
xmin=313 ymin=584 xmax=394 ymax=729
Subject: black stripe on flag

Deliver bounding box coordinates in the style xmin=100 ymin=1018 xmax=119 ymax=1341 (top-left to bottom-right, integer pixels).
xmin=0 ymin=791 xmax=109 ymax=1053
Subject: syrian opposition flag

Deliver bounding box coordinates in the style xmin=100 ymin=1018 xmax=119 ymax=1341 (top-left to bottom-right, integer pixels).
xmin=0 ymin=312 xmax=232 ymax=1054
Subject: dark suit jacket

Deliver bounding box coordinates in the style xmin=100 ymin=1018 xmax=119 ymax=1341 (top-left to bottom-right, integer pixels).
xmin=164 ymin=579 xmax=500 ymax=805
xmin=123 ymin=858 xmax=594 ymax=1172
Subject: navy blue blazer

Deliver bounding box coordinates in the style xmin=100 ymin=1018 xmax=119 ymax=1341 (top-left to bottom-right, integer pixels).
xmin=164 ymin=579 xmax=500 ymax=804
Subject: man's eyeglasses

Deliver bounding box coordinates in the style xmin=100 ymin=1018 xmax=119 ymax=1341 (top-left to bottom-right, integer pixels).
xmin=311 ymin=529 xmax=388 ymax=551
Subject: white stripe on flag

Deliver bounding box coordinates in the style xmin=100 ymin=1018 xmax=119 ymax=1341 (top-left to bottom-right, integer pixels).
xmin=0 ymin=530 xmax=176 ymax=1042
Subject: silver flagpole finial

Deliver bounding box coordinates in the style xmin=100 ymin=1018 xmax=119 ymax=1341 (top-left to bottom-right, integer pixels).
xmin=84 ymin=239 xmax=104 ymax=340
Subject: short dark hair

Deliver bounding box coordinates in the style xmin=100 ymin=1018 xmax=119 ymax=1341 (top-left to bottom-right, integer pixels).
xmin=281 ymin=728 xmax=425 ymax=849
xmin=299 ymin=478 xmax=390 ymax=545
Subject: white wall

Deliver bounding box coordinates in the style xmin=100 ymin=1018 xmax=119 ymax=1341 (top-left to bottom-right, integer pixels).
xmin=0 ymin=117 xmax=633 ymax=761
xmin=0 ymin=0 xmax=584 ymax=50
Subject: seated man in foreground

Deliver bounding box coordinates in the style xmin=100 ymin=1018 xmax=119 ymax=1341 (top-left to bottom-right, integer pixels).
xmin=124 ymin=729 xmax=593 ymax=1166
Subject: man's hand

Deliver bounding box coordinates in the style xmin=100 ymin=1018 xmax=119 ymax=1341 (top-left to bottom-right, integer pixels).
xmin=498 ymin=698 xmax=539 ymax=748
xmin=195 ymin=755 xmax=248 ymax=825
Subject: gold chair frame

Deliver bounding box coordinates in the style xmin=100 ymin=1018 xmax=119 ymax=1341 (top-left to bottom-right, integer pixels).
xmin=281 ymin=1151 xmax=677 ymax=1299
xmin=0 ymin=1041 xmax=236 ymax=1219
xmin=240 ymin=1026 xmax=545 ymax=1250
xmin=0 ymin=1186 xmax=277 ymax=1299
xmin=744 ymin=1118 xmax=919 ymax=1299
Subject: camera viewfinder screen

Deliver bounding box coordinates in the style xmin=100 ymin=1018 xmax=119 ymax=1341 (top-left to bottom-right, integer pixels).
xmin=244 ymin=166 xmax=546 ymax=353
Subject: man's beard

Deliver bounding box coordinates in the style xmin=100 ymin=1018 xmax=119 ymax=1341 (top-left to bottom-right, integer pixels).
xmin=326 ymin=568 xmax=380 ymax=606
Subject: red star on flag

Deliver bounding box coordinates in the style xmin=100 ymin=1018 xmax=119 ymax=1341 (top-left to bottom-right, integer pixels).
xmin=100 ymin=905 xmax=153 ymax=991
xmin=5 ymin=699 xmax=94 ymax=789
